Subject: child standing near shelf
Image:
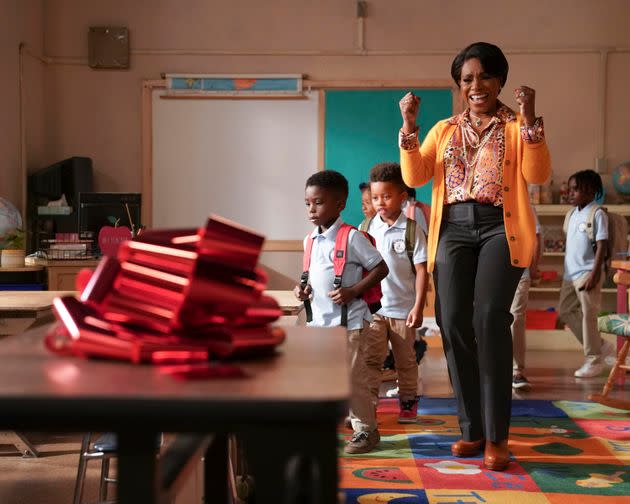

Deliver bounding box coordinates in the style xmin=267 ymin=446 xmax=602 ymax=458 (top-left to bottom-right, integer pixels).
xmin=559 ymin=170 xmax=615 ymax=378
xmin=510 ymin=207 xmax=541 ymax=390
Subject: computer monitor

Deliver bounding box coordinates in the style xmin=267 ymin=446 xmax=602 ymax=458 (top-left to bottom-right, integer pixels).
xmin=78 ymin=193 xmax=142 ymax=251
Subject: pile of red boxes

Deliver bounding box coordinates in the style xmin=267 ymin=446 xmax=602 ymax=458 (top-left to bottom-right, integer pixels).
xmin=46 ymin=216 xmax=285 ymax=365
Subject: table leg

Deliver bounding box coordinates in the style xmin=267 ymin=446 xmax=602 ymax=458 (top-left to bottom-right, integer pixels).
xmin=203 ymin=432 xmax=228 ymax=504
xmin=117 ymin=430 xmax=158 ymax=504
xmin=242 ymin=423 xmax=338 ymax=504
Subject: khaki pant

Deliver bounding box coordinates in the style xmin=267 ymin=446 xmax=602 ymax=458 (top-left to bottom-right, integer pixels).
xmin=347 ymin=322 xmax=378 ymax=432
xmin=510 ymin=275 xmax=530 ymax=373
xmin=558 ymin=272 xmax=604 ymax=359
xmin=364 ymin=314 xmax=418 ymax=404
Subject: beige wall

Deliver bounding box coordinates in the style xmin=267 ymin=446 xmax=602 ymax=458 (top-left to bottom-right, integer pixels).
xmin=0 ymin=0 xmax=44 ymax=217
xmin=37 ymin=0 xmax=630 ymax=200
xmin=3 ymin=0 xmax=630 ymax=273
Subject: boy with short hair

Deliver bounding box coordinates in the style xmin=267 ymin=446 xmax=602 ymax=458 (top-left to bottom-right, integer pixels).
xmin=560 ymin=169 xmax=615 ymax=378
xmin=364 ymin=162 xmax=428 ymax=423
xmin=294 ymin=170 xmax=388 ymax=454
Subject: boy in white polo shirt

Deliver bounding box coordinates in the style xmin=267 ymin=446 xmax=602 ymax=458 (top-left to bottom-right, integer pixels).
xmin=363 ymin=162 xmax=428 ymax=423
xmin=559 ymin=169 xmax=615 ymax=378
xmin=294 ymin=170 xmax=388 ymax=454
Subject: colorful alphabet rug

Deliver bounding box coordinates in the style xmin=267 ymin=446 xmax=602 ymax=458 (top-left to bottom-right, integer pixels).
xmin=339 ymin=398 xmax=630 ymax=503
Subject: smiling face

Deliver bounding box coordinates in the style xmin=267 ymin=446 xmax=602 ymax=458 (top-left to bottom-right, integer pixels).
xmin=304 ymin=185 xmax=345 ymax=230
xmin=460 ymin=57 xmax=502 ymax=116
xmin=370 ymin=181 xmax=407 ymax=225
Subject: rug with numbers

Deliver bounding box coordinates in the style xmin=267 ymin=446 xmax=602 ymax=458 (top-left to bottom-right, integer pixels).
xmin=338 ymin=398 xmax=630 ymax=503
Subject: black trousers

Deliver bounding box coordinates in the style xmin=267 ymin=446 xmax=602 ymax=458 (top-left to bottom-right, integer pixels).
xmin=433 ymin=202 xmax=524 ymax=442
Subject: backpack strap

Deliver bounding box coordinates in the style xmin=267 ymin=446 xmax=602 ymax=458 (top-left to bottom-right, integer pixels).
xmin=585 ymin=205 xmax=601 ymax=246
xmin=301 ymin=234 xmax=315 ymax=323
xmin=334 ymin=224 xmax=354 ymax=327
xmin=562 ymin=208 xmax=575 ymax=235
xmin=358 ymin=216 xmax=373 ymax=232
xmin=405 ymin=202 xmax=415 ymax=220
xmin=405 ymin=217 xmax=417 ymax=275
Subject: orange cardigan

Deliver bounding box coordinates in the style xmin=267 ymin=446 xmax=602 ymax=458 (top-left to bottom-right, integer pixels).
xmin=400 ymin=115 xmax=551 ymax=272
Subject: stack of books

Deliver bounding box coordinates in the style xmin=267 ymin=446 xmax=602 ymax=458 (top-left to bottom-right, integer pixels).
xmin=46 ymin=216 xmax=285 ymax=365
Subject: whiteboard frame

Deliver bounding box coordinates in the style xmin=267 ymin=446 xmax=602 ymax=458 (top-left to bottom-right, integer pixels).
xmin=141 ymin=79 xmax=459 ymax=250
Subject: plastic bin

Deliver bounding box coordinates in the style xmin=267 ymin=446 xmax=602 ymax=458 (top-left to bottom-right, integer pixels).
xmin=525 ymin=309 xmax=558 ymax=330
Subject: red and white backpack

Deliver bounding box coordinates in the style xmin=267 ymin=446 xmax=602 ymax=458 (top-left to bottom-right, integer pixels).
xmin=301 ymin=223 xmax=382 ymax=327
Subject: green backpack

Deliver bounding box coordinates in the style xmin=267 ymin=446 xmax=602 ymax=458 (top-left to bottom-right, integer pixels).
xmin=359 ymin=216 xmax=417 ymax=275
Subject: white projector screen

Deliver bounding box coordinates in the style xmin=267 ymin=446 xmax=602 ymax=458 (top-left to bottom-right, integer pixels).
xmin=152 ymin=91 xmax=319 ymax=239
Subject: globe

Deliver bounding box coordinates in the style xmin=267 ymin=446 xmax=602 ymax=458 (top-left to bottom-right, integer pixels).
xmin=612 ymin=162 xmax=630 ymax=202
xmin=0 ymin=197 xmax=23 ymax=239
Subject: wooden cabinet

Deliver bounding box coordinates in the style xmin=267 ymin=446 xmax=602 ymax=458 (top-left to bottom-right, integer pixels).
xmin=25 ymin=258 xmax=101 ymax=291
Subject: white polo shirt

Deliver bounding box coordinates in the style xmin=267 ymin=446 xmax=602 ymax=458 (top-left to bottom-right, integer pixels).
xmin=304 ymin=217 xmax=384 ymax=330
xmin=564 ymin=201 xmax=609 ymax=281
xmin=367 ymin=213 xmax=428 ymax=319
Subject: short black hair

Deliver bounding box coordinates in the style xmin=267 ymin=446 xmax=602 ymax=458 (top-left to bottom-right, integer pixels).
xmin=451 ymin=42 xmax=509 ymax=88
xmin=359 ymin=182 xmax=370 ymax=192
xmin=569 ymin=169 xmax=604 ymax=201
xmin=369 ymin=162 xmax=407 ymax=191
xmin=305 ymin=170 xmax=349 ymax=201
xmin=407 ymin=187 xmax=417 ymax=199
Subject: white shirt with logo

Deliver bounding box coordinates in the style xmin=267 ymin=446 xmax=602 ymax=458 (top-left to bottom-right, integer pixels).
xmin=367 ymin=213 xmax=428 ymax=319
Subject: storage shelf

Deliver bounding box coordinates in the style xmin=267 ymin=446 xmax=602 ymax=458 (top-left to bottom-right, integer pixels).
xmin=535 ymin=204 xmax=630 ymax=216
xmin=542 ymin=251 xmax=565 ymax=257
xmin=529 ymin=286 xmax=617 ymax=294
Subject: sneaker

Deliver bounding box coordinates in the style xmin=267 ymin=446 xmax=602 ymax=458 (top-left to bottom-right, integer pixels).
xmin=386 ymin=386 xmax=400 ymax=398
xmin=574 ymin=357 xmax=604 ymax=378
xmin=344 ymin=429 xmax=380 ymax=454
xmin=398 ymin=399 xmax=418 ymax=424
xmin=601 ymin=339 xmax=617 ymax=366
xmin=512 ymin=373 xmax=532 ymax=390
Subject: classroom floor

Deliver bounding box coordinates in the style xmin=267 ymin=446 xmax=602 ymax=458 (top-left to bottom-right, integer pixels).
xmin=0 ymin=337 xmax=627 ymax=504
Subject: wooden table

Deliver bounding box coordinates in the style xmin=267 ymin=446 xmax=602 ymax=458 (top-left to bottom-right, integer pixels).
xmin=0 ymin=291 xmax=77 ymax=336
xmin=0 ymin=291 xmax=77 ymax=457
xmin=264 ymin=289 xmax=303 ymax=316
xmin=0 ymin=324 xmax=348 ymax=503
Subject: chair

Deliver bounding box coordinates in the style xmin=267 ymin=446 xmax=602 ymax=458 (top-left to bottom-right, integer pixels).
xmin=591 ymin=313 xmax=630 ymax=410
xmin=73 ymin=433 xmax=117 ymax=504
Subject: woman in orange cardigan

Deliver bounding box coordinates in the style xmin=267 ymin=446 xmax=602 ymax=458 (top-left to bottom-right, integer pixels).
xmin=399 ymin=42 xmax=551 ymax=471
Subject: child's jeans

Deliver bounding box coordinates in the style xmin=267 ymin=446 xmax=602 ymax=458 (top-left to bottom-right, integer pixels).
xmin=347 ymin=322 xmax=378 ymax=432
xmin=558 ymin=272 xmax=604 ymax=358
xmin=510 ymin=274 xmax=531 ymax=373
xmin=364 ymin=314 xmax=418 ymax=405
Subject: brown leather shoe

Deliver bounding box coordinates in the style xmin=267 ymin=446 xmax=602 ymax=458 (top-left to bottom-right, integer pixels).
xmin=484 ymin=439 xmax=510 ymax=471
xmin=451 ymin=438 xmax=485 ymax=457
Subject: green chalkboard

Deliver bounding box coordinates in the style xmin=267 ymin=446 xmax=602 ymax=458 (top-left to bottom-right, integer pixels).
xmin=324 ymin=89 xmax=453 ymax=227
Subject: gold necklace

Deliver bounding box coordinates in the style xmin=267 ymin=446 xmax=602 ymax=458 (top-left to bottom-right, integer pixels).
xmin=461 ymin=122 xmax=497 ymax=169
xmin=469 ymin=112 xmax=483 ymax=127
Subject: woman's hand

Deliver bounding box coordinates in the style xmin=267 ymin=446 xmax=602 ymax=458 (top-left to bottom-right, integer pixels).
xmin=399 ymin=92 xmax=421 ymax=134
xmin=514 ymin=86 xmax=536 ymax=127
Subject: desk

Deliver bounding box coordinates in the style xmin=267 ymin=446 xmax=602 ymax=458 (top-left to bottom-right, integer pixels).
xmin=0 ymin=324 xmax=348 ymax=503
xmin=0 ymin=291 xmax=77 ymax=336
xmin=264 ymin=289 xmax=303 ymax=316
